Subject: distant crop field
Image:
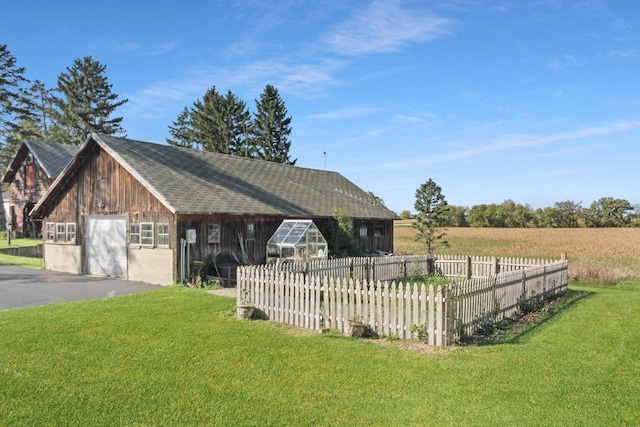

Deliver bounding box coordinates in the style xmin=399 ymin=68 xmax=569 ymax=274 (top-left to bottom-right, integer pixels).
xmin=394 ymin=221 xmax=640 ymax=281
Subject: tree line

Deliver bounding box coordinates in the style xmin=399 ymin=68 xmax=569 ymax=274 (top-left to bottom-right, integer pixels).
xmin=0 ymin=43 xmax=295 ymax=172
xmin=403 ymin=192 xmax=639 ymax=229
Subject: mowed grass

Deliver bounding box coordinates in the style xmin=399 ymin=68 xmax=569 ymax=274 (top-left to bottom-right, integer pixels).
xmin=1 ymin=284 xmax=639 ymax=426
xmin=1 ymin=225 xmax=639 ymax=425
xmin=0 ymin=232 xmax=43 ymax=269
xmin=394 ymin=222 xmax=640 ymax=280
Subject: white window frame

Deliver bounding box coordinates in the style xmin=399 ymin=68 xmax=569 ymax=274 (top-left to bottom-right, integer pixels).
xmin=140 ymin=222 xmax=154 ymax=247
xmin=157 ymin=223 xmax=169 ymax=247
xmin=56 ymin=223 xmax=66 ymax=243
xmin=359 ymin=226 xmax=368 ymax=237
xmin=208 ymin=223 xmax=221 ymax=244
xmin=246 ymin=223 xmax=255 ymax=240
xmin=45 ymin=223 xmax=55 ymax=242
xmin=130 ymin=223 xmax=141 ymax=246
xmin=66 ymin=223 xmax=76 ymax=244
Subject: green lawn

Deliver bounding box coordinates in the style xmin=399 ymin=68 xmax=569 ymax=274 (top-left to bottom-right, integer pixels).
xmin=0 ymin=232 xmax=40 ymax=249
xmin=0 ymin=232 xmax=43 ymax=268
xmin=1 ymin=284 xmax=638 ymax=426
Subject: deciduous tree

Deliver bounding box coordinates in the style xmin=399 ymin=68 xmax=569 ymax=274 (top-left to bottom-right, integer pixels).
xmin=583 ymin=197 xmax=632 ymax=227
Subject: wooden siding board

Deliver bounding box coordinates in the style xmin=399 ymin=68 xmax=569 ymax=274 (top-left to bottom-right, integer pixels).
xmin=42 ymin=145 xmax=177 ymax=281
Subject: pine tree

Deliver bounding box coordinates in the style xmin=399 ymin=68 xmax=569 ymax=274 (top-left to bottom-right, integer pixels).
xmin=54 ymin=56 xmax=128 ymax=145
xmin=0 ymin=44 xmax=30 ymax=169
xmin=25 ymin=80 xmax=57 ymax=139
xmin=222 ymin=90 xmax=252 ymax=157
xmin=252 ymin=84 xmax=295 ymax=165
xmin=189 ymin=86 xmax=225 ymax=153
xmin=167 ymin=107 xmax=198 ymax=149
xmin=186 ymin=87 xmax=252 ymax=156
xmin=10 ymin=79 xmax=62 ymax=143
xmin=413 ymin=178 xmax=449 ymax=255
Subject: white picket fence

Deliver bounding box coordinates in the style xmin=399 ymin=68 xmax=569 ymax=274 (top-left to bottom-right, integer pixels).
xmin=448 ymin=260 xmax=569 ymax=340
xmin=237 ymin=268 xmax=449 ymax=345
xmin=237 ymin=257 xmax=569 ymax=346
xmin=272 ymin=254 xmax=559 ymax=282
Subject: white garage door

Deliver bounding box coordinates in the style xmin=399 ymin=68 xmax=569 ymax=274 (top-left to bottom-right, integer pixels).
xmin=86 ymin=216 xmax=127 ymax=278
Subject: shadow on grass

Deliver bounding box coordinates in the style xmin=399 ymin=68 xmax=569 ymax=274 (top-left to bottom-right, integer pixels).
xmin=462 ymin=289 xmax=595 ymax=346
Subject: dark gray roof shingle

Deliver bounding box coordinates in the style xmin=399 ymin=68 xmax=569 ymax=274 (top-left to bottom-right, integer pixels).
xmin=25 ymin=140 xmax=79 ymax=178
xmin=2 ymin=140 xmax=78 ymax=183
xmin=95 ymin=134 xmax=397 ymax=219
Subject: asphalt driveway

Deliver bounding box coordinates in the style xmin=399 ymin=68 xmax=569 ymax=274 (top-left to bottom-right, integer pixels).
xmin=0 ymin=264 xmax=159 ymax=310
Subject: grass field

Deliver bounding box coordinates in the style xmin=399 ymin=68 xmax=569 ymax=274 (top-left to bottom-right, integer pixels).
xmin=0 ymin=233 xmax=43 ymax=269
xmin=1 ymin=284 xmax=639 ymax=426
xmin=394 ymin=222 xmax=640 ymax=282
xmin=0 ymin=225 xmax=639 ymax=425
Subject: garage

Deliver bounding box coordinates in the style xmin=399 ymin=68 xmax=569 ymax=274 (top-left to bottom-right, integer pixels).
xmin=86 ymin=216 xmax=127 ymax=278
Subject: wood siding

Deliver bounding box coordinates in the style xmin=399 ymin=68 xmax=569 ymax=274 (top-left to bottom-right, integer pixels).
xmin=39 ymin=141 xmax=394 ymax=285
xmin=177 ymin=215 xmax=394 ymax=283
xmin=7 ymin=155 xmax=52 ymax=237
xmin=42 ymin=144 xmax=176 ymax=278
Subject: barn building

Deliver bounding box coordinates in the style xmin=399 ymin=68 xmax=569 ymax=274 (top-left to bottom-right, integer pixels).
xmin=2 ymin=140 xmax=78 ymax=237
xmin=31 ymin=134 xmax=398 ymax=285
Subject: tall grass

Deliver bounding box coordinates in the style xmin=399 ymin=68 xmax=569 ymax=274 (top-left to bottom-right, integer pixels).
xmin=394 ymin=223 xmax=640 ymax=281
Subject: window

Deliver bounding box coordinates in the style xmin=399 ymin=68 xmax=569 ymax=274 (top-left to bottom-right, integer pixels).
xmin=141 ymin=223 xmax=154 ymax=246
xmin=208 ymin=223 xmax=220 ymax=243
xmin=56 ymin=223 xmax=66 ymax=242
xmin=130 ymin=223 xmax=141 ymax=245
xmin=157 ymin=223 xmax=169 ymax=246
xmin=246 ymin=223 xmax=255 ymax=240
xmin=374 ymin=227 xmax=384 ymax=237
xmin=359 ymin=226 xmax=368 ymax=237
xmin=45 ymin=223 xmax=55 ymax=242
xmin=66 ymin=223 xmax=76 ymax=244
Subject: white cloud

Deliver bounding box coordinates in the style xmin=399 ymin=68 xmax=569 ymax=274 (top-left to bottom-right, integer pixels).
xmin=547 ymin=54 xmax=581 ymax=70
xmin=307 ymin=106 xmax=383 ymax=121
xmin=323 ymin=0 xmax=453 ymax=56
xmin=379 ymin=120 xmax=640 ymax=170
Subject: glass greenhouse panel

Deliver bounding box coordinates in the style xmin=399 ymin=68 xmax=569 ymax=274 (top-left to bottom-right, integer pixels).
xmin=266 ymin=220 xmax=328 ymax=263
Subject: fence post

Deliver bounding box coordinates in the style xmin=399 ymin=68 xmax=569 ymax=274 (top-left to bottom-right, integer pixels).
xmin=436 ymin=285 xmax=444 ymax=346
xmin=371 ymin=258 xmax=376 ymax=282
xmin=493 ymin=257 xmax=500 ymax=275
xmin=427 ymin=255 xmax=435 ymax=276
xmin=466 ymin=256 xmax=472 ymax=279
xmin=401 ymin=256 xmax=407 ymax=278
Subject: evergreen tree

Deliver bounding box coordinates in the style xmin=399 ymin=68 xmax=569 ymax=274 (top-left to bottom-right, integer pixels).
xmin=413 ymin=178 xmax=449 ymax=254
xmin=0 ymin=44 xmax=30 ymax=169
xmin=252 ymin=84 xmax=295 ymax=165
xmin=222 ymin=90 xmax=252 ymax=157
xmin=167 ymin=107 xmax=198 ymax=149
xmin=190 ymin=86 xmax=226 ymax=153
xmin=24 ymin=80 xmax=57 ymax=139
xmin=54 ymin=56 xmax=128 ymax=145
xmin=182 ymin=87 xmax=253 ymax=156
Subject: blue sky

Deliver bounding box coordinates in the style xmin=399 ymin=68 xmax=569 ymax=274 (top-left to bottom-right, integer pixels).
xmin=3 ymin=0 xmax=639 ymax=214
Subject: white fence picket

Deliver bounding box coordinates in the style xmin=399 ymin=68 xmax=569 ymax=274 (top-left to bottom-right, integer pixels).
xmin=236 ymin=257 xmax=568 ymax=346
